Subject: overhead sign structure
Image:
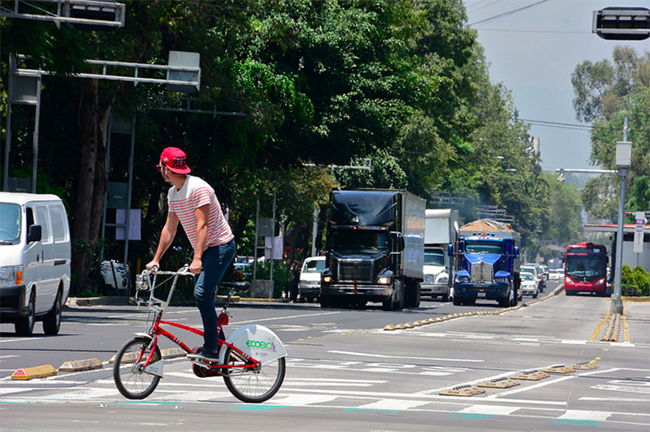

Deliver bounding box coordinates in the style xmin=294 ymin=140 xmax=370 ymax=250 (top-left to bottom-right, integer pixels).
xmin=593 ymin=7 xmax=650 ymax=40
xmin=0 ymin=0 xmax=125 ymax=29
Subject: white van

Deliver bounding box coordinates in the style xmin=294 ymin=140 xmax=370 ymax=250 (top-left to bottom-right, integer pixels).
xmin=0 ymin=193 xmax=71 ymax=336
xmin=298 ymin=256 xmax=326 ymax=302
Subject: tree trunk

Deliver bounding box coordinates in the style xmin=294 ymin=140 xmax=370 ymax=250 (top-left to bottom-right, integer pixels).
xmin=70 ymin=79 xmax=116 ymax=296
xmin=71 ymin=79 xmax=99 ymax=296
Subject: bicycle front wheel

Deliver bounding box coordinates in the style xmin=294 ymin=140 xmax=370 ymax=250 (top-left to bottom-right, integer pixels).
xmin=222 ymin=346 xmax=286 ymax=403
xmin=113 ymin=336 xmax=162 ymax=399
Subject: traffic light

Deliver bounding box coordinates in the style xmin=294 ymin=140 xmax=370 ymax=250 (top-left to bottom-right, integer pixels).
xmin=593 ymin=7 xmax=650 ymax=40
xmin=625 ymin=211 xmax=637 ymax=218
xmin=63 ymin=0 xmax=125 ymax=31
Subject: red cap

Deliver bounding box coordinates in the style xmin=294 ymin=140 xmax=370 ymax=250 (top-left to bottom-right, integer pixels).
xmin=160 ymin=147 xmax=191 ymax=174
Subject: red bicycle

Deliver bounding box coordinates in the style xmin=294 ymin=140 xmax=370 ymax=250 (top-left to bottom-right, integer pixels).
xmin=112 ymin=265 xmax=287 ymax=403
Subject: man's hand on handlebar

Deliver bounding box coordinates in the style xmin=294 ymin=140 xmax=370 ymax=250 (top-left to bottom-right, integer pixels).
xmin=189 ymin=257 xmax=203 ymax=275
xmin=146 ymin=260 xmax=160 ymax=273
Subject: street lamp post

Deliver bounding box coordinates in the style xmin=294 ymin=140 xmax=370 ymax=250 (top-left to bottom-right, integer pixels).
xmin=611 ymin=119 xmax=632 ymax=314
xmin=590 ymin=7 xmax=645 ymax=312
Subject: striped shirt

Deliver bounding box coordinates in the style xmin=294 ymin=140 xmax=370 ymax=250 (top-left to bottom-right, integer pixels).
xmin=167 ymin=175 xmax=234 ymax=251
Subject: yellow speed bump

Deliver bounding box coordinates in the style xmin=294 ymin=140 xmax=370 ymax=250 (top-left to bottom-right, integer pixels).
xmin=542 ymin=365 xmax=576 ymax=374
xmin=58 ymin=358 xmax=103 ymax=372
xmin=440 ymin=384 xmax=486 ymax=397
xmin=477 ymin=377 xmax=520 ymax=389
xmin=511 ymin=369 xmax=550 ymax=381
xmin=571 ymin=361 xmax=599 ymax=370
xmin=12 ymin=365 xmax=57 ymax=380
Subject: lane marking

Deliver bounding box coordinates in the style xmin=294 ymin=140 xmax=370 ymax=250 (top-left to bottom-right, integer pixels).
xmin=557 ymin=409 xmax=611 ymax=421
xmin=590 ymin=311 xmax=610 ymax=341
xmin=328 ymin=350 xmax=485 ymax=363
xmin=459 ymin=404 xmax=520 ymax=416
xmin=236 ymin=311 xmax=342 ymax=325
xmin=355 ymin=398 xmax=431 ymax=411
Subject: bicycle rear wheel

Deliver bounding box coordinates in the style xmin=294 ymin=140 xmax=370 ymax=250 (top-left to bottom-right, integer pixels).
xmin=113 ymin=336 xmax=162 ymax=399
xmin=222 ymin=346 xmax=286 ymax=403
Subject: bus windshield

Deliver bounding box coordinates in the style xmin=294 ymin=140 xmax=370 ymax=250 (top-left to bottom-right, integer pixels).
xmin=565 ymin=255 xmax=607 ymax=279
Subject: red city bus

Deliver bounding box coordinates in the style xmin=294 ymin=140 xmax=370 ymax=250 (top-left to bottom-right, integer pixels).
xmin=564 ymin=242 xmax=609 ymax=296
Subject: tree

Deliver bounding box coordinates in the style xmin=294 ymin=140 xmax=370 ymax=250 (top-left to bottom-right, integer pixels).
xmin=573 ymin=48 xmax=650 ymax=221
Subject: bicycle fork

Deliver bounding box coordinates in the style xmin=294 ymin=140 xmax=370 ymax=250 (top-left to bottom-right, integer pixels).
xmin=137 ymin=335 xmax=164 ymax=378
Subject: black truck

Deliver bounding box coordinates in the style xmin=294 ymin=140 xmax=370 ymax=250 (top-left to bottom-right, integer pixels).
xmin=320 ymin=189 xmax=425 ymax=310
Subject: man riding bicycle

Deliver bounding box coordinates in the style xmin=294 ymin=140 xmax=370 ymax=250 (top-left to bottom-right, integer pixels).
xmin=146 ymin=147 xmax=236 ymax=362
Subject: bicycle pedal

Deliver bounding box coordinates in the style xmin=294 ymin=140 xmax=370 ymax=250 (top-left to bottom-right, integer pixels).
xmin=191 ymin=359 xmax=212 ymax=370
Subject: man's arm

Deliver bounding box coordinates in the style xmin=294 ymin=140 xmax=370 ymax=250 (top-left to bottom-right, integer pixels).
xmin=146 ymin=211 xmax=179 ymax=270
xmin=190 ymin=204 xmax=210 ymax=274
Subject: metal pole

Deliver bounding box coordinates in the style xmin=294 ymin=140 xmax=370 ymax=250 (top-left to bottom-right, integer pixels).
xmin=611 ymin=116 xmax=629 ymax=315
xmin=3 ymin=99 xmax=12 ymax=192
xmin=270 ymin=189 xmax=276 ymax=280
xmin=31 ymin=74 xmax=42 ymax=193
xmin=123 ymin=115 xmax=136 ymax=268
xmin=253 ymin=197 xmax=259 ymax=280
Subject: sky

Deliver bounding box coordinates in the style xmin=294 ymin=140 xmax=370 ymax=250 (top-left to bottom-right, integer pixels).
xmin=464 ymin=0 xmax=649 ymax=172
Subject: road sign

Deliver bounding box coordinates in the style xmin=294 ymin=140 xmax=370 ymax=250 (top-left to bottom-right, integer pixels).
xmin=634 ymin=212 xmax=646 ymax=254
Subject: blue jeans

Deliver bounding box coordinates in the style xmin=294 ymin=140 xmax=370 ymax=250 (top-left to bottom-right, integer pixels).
xmin=193 ymin=239 xmax=236 ymax=352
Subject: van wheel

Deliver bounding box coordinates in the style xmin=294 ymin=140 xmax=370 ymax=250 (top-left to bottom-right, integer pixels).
xmin=16 ymin=292 xmax=35 ymax=336
xmin=44 ymin=290 xmax=63 ymax=335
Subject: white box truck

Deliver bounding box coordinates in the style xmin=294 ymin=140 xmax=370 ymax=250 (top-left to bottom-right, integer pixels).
xmin=422 ymin=209 xmax=458 ymax=301
xmin=0 ymin=193 xmax=71 ymax=335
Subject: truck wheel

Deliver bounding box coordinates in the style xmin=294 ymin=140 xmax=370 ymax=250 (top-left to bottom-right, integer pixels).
xmin=453 ymin=296 xmax=463 ymax=306
xmin=320 ymin=296 xmax=331 ymax=308
xmin=413 ymin=282 xmax=421 ymax=308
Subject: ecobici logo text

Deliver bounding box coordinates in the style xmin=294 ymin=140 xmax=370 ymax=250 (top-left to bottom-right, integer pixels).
xmin=246 ymin=338 xmax=276 ymax=351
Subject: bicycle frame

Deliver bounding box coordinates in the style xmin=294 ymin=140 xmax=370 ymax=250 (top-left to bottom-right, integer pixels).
xmin=134 ymin=268 xmax=259 ymax=376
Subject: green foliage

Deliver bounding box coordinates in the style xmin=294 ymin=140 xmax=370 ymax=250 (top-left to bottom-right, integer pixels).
xmin=254 ymin=261 xmax=292 ymax=298
xmin=540 ymin=172 xmax=584 ymax=246
xmin=621 ymin=265 xmax=650 ymax=297
xmin=573 ymin=48 xmax=650 ymax=221
xmin=0 ymin=0 xmax=575 ymax=282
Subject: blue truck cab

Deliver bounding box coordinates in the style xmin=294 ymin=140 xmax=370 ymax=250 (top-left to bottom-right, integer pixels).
xmin=451 ymin=219 xmax=521 ymax=307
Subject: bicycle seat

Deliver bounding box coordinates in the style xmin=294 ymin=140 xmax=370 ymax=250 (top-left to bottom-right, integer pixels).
xmin=220 ymin=281 xmax=251 ymax=293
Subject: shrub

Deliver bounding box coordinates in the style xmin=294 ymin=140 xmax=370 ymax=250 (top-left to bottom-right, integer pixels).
xmin=255 ymin=261 xmax=292 ymax=298
xmin=621 ymin=265 xmax=650 ymax=296
xmin=622 ymin=285 xmax=640 ymax=297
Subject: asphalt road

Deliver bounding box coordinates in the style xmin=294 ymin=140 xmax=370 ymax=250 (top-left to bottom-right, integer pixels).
xmin=1 ymin=281 xmax=649 ymax=432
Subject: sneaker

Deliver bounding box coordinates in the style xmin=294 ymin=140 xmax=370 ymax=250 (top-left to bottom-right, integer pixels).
xmin=187 ymin=347 xmax=220 ymax=362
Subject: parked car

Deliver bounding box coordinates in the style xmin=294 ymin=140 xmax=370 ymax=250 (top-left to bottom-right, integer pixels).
xmin=0 ymin=193 xmax=71 ymax=336
xmin=520 ymin=272 xmax=539 ymax=298
xmin=299 ymin=256 xmax=326 ymax=302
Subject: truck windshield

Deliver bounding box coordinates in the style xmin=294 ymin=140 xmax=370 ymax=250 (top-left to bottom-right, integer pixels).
xmin=566 ymin=255 xmax=607 ymax=279
xmin=330 ymin=229 xmax=389 ymax=255
xmin=465 ymin=241 xmax=503 ymax=254
xmin=424 ymin=249 xmax=445 ymax=266
xmin=0 ymin=203 xmax=21 ymax=244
